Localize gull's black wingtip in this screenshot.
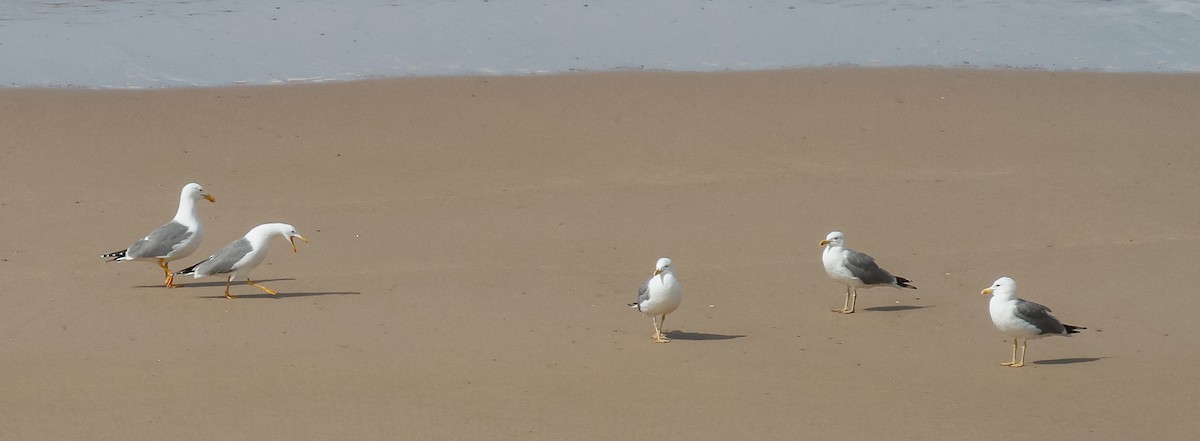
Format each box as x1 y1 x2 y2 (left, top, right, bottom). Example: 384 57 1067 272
175 260 203 276
101 249 127 261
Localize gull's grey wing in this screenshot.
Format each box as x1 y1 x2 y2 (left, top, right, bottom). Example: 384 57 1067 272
1014 299 1067 335
842 249 896 285
189 238 252 276
126 221 193 258
629 279 651 309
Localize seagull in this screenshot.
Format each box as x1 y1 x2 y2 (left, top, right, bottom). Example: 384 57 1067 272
175 223 308 299
819 231 915 314
982 277 1085 367
628 257 683 343
102 183 216 288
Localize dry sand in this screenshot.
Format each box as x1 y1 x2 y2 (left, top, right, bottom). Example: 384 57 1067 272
1 68 1199 440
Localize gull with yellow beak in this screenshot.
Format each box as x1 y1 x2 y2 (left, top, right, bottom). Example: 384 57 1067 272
628 257 683 343
102 183 216 287
819 231 915 314
176 223 308 299
982 277 1085 367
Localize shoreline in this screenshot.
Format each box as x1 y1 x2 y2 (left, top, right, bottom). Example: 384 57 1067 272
8 65 1200 92
4 1 1198 88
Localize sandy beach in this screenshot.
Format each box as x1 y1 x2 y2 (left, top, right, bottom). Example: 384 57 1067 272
2 68 1199 439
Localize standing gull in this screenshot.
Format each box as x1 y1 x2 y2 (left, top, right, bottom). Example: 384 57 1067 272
982 277 1085 367
628 257 683 343
175 223 307 299
819 231 915 314
102 183 216 287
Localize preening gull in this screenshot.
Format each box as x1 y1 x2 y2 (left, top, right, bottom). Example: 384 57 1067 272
819 231 915 314
982 277 1085 367
628 257 683 343
176 223 307 299
102 183 216 287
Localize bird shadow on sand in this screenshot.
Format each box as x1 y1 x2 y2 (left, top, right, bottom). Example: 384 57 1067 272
134 278 295 289
862 305 931 312
663 331 746 341
1032 357 1104 365
195 291 360 300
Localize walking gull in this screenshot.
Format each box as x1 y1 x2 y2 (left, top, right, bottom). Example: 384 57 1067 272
982 277 1085 367
628 257 683 343
819 231 915 314
176 223 307 299
102 183 216 287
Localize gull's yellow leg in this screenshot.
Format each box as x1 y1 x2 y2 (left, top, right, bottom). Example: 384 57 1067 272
247 278 278 296
834 286 854 314
1013 340 1027 367
654 314 671 343
650 316 670 343
1001 339 1018 366
224 276 237 299
158 259 176 288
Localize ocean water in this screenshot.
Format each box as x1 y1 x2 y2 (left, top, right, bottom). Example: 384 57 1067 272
2 0 1198 88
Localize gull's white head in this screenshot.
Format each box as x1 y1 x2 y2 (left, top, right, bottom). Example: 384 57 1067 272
819 231 844 247
981 277 1016 298
182 182 216 203
653 257 674 276
278 223 308 253
251 223 309 253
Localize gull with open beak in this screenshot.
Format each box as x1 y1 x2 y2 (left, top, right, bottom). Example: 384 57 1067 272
102 183 216 287
175 223 308 299
628 257 683 343
982 277 1085 367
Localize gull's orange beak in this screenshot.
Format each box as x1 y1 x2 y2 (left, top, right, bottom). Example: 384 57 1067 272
203 194 216 203
981 287 993 296
819 239 830 246
653 268 663 276
290 235 308 253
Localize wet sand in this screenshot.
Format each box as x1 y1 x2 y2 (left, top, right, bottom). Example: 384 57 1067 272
2 68 1199 439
